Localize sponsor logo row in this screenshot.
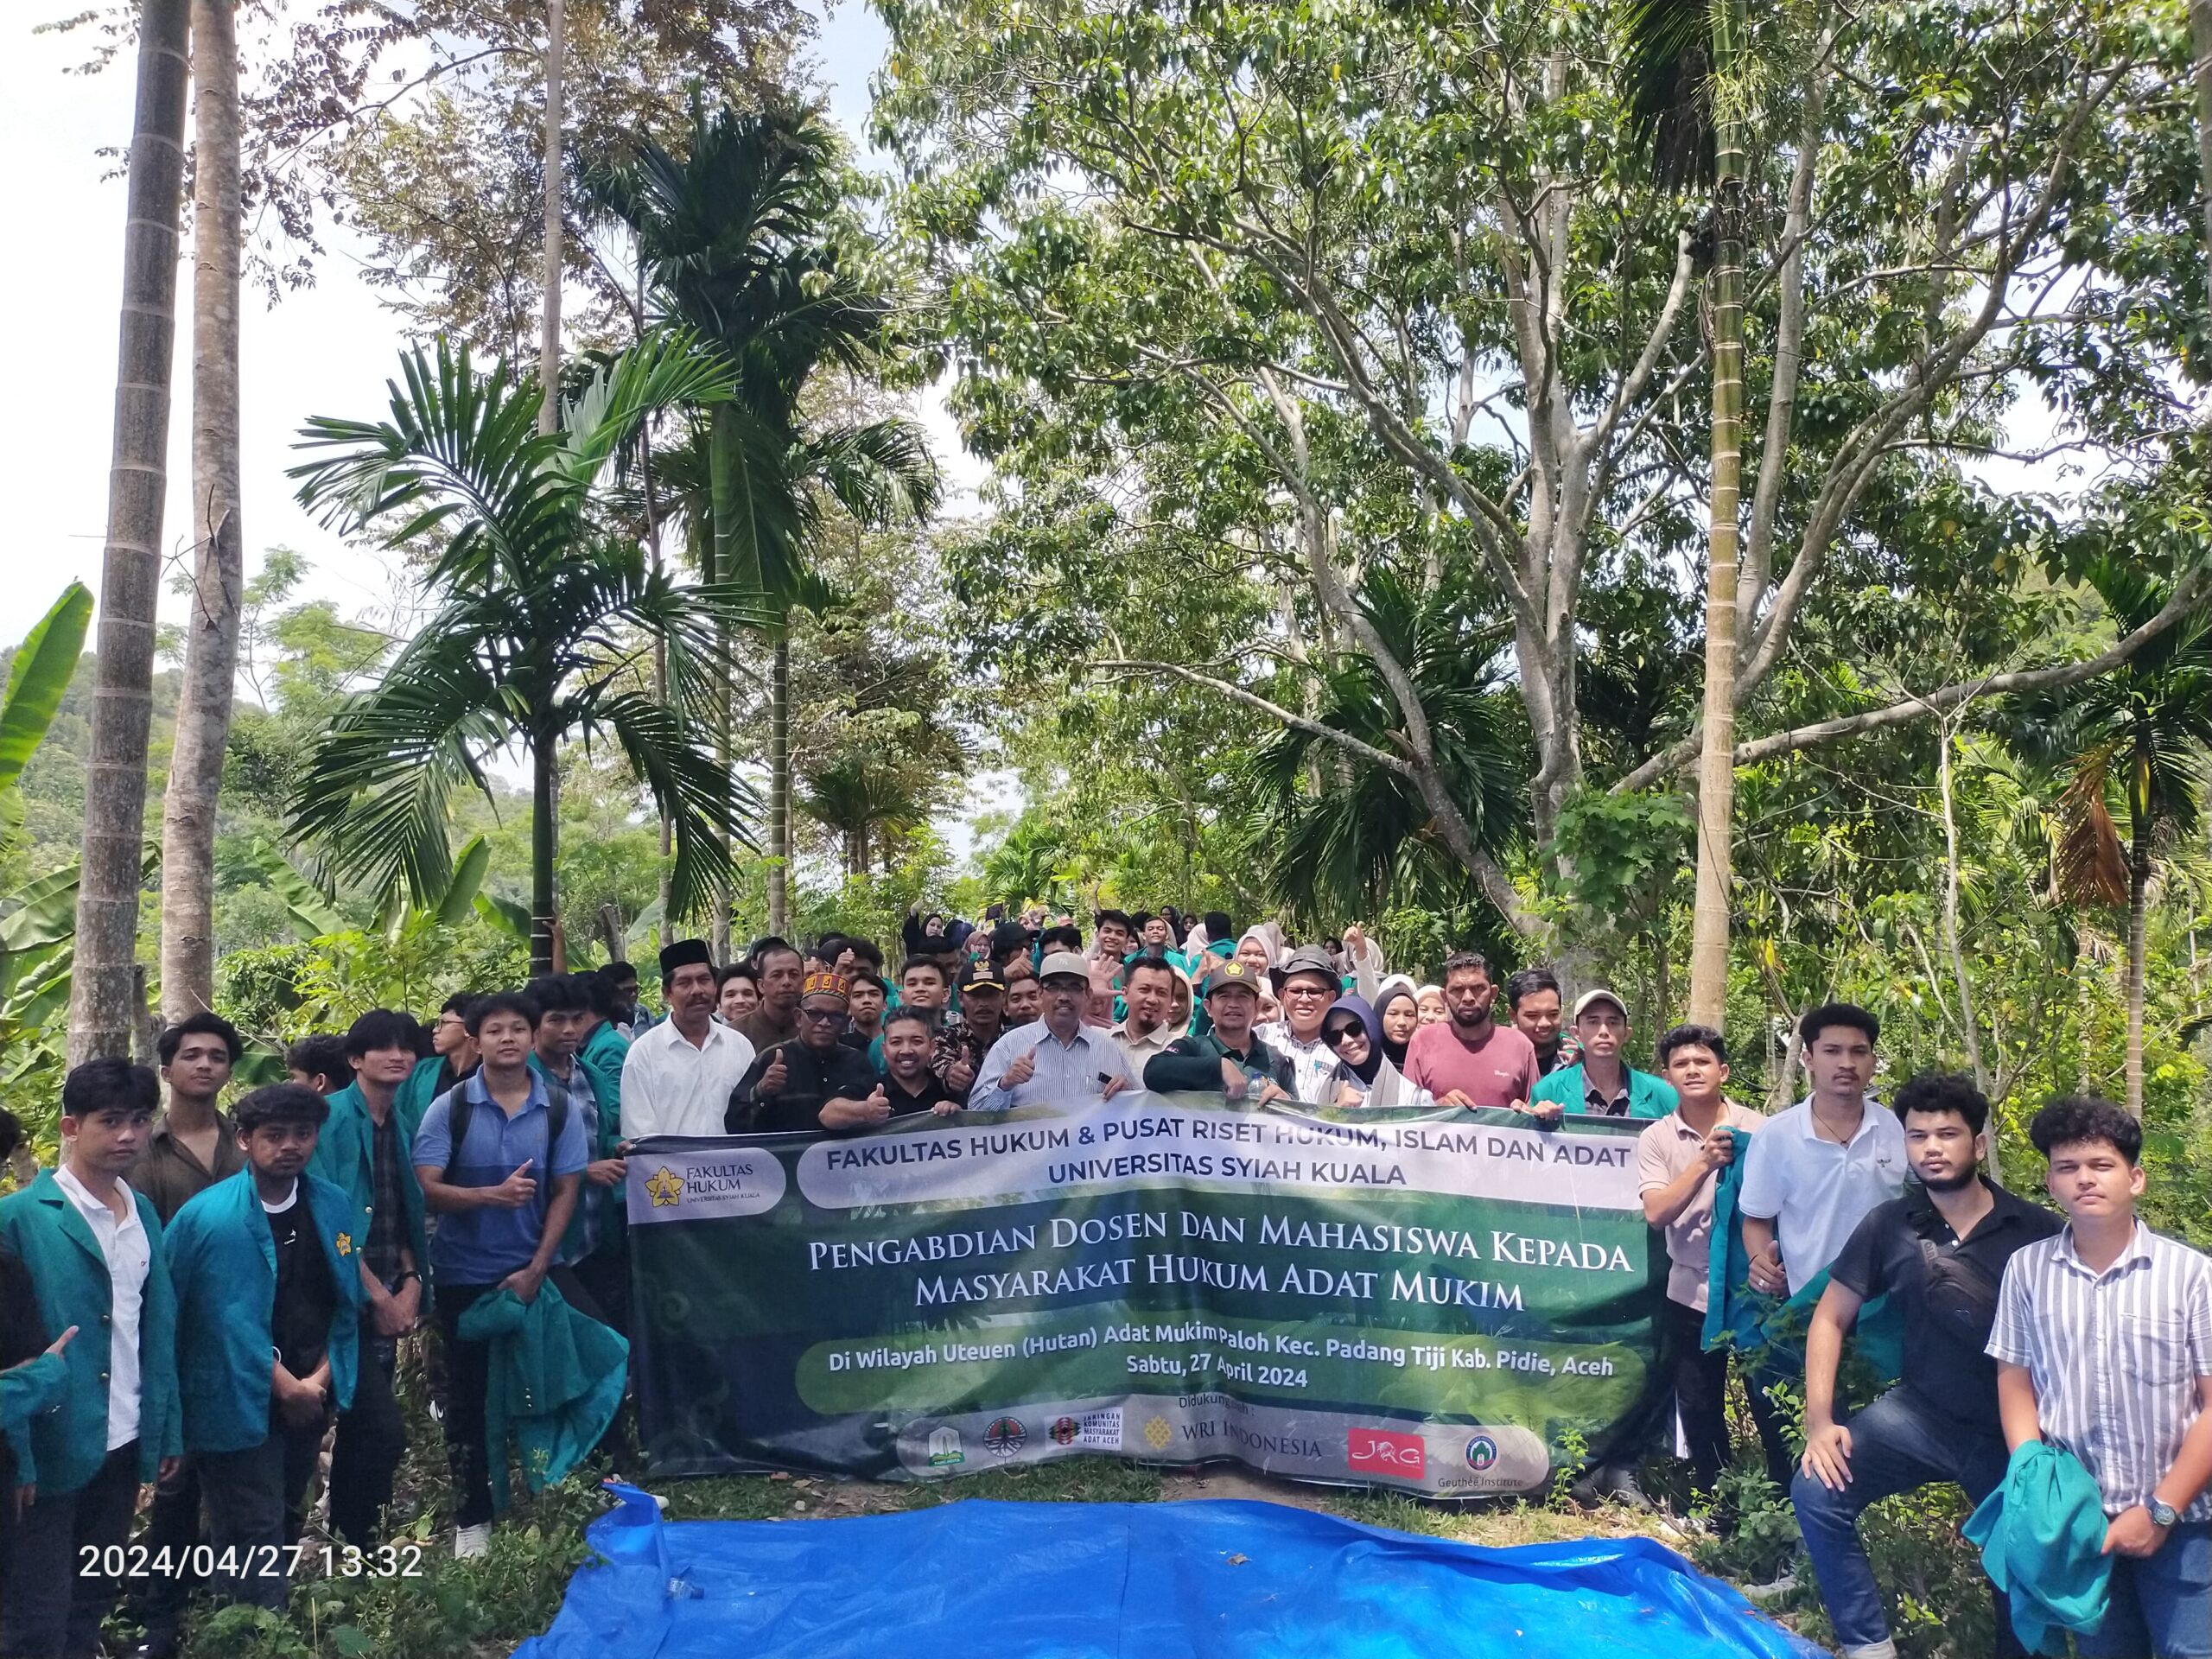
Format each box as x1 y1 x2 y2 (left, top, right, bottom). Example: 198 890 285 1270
919 1409 1510 1483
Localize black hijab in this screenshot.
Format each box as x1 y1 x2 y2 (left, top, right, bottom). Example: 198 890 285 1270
1323 999 1382 1085
1372 982 1416 1068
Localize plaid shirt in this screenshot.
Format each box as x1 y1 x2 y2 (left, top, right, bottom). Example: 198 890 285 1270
363 1107 407 1286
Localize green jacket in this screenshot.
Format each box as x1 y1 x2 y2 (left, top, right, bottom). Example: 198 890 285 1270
454 1281 628 1513
392 1055 454 1138
1 1353 67 1442
166 1169 365 1453
1143 1032 1296 1097
308 1083 430 1290
0 1171 181 1493
1530 1062 1678 1120
577 1020 628 1143
1964 1440 2113 1655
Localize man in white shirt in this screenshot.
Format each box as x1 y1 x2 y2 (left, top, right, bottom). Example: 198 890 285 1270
0 1058 181 1659
970 953 1134 1112
1738 1003 1907 1298
619 939 756 1141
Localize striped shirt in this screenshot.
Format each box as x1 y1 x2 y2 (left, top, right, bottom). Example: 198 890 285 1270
1986 1221 2212 1518
969 1020 1133 1112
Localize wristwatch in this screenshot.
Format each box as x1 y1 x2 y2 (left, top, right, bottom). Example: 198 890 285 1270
2148 1496 2179 1528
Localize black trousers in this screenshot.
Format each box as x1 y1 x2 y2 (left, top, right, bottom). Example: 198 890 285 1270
199 1419 326 1612
328 1322 406 1546
0 1441 142 1659
1659 1295 1738 1494
434 1268 603 1529
129 1459 203 1646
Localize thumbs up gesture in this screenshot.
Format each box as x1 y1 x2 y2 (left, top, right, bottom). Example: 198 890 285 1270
861 1084 892 1124
1004 1047 1039 1087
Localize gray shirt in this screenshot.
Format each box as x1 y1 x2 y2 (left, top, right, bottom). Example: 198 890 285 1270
969 1020 1133 1112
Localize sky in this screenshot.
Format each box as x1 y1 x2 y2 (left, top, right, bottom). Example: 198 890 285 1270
0 0 967 648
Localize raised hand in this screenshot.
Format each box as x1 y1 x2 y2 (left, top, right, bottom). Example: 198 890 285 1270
1004 1047 1039 1087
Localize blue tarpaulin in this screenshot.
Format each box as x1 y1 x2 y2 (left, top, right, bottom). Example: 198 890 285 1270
513 1484 1821 1658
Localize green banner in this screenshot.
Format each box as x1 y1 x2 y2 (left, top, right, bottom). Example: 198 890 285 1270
625 1093 1667 1496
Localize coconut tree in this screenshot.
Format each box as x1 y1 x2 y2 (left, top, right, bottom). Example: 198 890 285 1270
2016 554 2212 1116
289 331 772 970
586 95 938 936
71 0 192 1063
161 0 248 1020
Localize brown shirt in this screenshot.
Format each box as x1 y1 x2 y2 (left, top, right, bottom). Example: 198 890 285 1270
130 1109 246 1225
734 1006 802 1052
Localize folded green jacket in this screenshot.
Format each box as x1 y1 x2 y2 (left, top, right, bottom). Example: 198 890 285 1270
1963 1440 2112 1656
455 1281 628 1512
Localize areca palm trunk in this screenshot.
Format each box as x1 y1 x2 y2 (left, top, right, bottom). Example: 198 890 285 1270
537 0 564 435
1687 0 1747 1029
707 404 738 959
2125 740 2153 1116
769 632 791 932
531 732 559 973
71 0 192 1064
160 0 245 1021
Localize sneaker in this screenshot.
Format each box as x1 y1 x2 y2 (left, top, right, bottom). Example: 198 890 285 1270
454 1522 492 1560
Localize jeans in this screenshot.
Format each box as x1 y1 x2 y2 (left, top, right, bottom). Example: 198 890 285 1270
1790 1388 2020 1656
2077 1520 2211 1658
200 1418 327 1611
0 1441 141 1659
328 1322 406 1545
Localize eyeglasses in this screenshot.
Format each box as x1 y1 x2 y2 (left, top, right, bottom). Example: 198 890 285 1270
1326 1026 1365 1048
798 1007 843 1023
1281 983 1333 999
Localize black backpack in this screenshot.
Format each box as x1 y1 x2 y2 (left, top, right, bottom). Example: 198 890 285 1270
442 1071 572 1192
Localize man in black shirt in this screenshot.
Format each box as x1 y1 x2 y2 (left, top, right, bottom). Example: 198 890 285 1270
728 973 884 1134
880 1009 966 1119
1145 963 1296 1103
1792 1072 2059 1659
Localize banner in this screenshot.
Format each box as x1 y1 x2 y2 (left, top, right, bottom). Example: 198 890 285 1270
624 1094 1667 1497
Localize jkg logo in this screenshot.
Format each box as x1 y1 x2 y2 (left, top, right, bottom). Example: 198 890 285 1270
1347 1427 1426 1478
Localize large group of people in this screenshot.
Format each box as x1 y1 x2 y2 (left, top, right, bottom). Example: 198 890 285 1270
0 902 2205 1659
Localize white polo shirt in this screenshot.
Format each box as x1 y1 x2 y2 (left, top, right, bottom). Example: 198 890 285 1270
1734 1096 1906 1294
53 1166 150 1449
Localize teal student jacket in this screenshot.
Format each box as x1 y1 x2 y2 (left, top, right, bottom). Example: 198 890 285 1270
165 1169 365 1454
1530 1062 1678 1120
309 1082 430 1288
0 1171 181 1494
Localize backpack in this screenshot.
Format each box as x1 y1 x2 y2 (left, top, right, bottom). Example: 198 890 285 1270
442 1072 573 1190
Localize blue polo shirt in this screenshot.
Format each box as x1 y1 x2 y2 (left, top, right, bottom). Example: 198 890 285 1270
410 1070 588 1285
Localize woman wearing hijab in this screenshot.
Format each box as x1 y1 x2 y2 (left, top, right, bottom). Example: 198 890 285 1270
1322 996 1432 1108
1372 976 1419 1068
1414 983 1449 1026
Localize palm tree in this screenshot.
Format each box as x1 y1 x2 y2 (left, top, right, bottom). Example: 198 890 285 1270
162 0 248 1020
798 755 929 876
2018 555 2212 1116
1242 569 1527 925
1620 0 1755 1027
586 96 939 936
71 0 192 1064
537 0 565 434
289 331 772 972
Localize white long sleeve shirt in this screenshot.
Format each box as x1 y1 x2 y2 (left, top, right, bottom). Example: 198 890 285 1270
619 1017 757 1140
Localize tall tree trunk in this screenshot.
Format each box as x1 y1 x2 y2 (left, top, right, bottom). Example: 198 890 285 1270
768 631 791 933
1687 1 1748 1031
706 404 736 961
2125 818 2151 1118
639 262 674 917
1936 722 1999 1178
531 736 558 974
159 0 244 1023
536 0 564 434
2193 0 2212 269
70 0 192 1065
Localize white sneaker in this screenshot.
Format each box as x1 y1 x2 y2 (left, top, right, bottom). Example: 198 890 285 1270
454 1522 492 1560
